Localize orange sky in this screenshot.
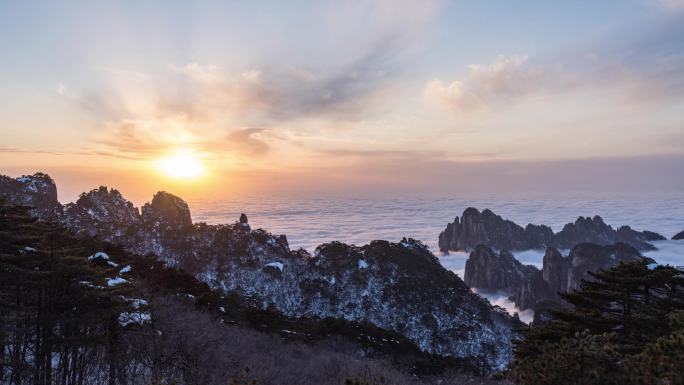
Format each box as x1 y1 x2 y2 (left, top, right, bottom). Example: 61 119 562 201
1 1 683 202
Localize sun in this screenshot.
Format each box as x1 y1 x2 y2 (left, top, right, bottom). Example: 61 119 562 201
155 151 206 180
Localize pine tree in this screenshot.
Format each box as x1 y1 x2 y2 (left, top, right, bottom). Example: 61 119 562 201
0 200 136 384
509 259 684 385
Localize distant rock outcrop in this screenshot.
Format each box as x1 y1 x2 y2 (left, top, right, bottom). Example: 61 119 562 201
463 242 643 310
0 173 62 219
0 172 519 371
439 207 663 252
673 231 684 240
464 245 537 293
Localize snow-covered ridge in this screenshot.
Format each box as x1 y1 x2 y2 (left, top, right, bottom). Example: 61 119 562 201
0 172 520 372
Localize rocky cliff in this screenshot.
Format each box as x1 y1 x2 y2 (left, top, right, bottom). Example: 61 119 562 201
0 172 62 219
438 207 663 252
463 242 643 310
464 245 536 293
0 173 519 371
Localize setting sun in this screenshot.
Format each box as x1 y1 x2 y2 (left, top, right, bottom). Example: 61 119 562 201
155 152 206 180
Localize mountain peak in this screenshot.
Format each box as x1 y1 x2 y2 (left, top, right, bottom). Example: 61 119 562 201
142 191 193 230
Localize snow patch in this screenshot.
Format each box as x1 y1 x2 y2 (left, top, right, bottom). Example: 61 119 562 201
89 252 110 261
107 277 129 286
120 265 132 274
265 261 284 271
358 259 369 269
78 281 104 289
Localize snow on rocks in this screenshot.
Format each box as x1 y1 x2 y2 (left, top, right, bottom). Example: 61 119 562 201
118 311 151 327
88 251 110 261
265 261 284 272
78 281 104 289
107 277 129 286
120 265 132 274
358 259 369 269
127 298 148 309
89 251 119 267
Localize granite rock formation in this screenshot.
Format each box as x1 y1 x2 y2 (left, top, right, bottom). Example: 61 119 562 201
0 172 519 371
0 172 62 219
463 242 643 310
464 245 537 293
439 207 663 252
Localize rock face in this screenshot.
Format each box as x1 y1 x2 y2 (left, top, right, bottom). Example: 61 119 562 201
0 173 62 219
464 245 536 293
438 208 555 252
63 186 140 242
439 207 663 252
564 242 643 292
463 242 643 310
673 231 684 240
0 173 519 371
141 191 193 230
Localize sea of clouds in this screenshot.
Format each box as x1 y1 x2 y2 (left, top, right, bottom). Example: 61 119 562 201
190 193 684 322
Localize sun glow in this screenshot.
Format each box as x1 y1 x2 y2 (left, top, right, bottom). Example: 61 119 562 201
155 151 206 180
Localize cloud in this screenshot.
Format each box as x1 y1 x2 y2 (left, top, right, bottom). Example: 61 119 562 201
654 0 684 11
425 55 565 114
0 146 62 155
241 70 261 83
223 128 270 156
428 11 684 116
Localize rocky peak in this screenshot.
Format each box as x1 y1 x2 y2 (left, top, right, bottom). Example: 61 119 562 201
674 230 684 240
0 172 521 371
641 229 668 241
438 207 530 252
464 245 536 293
541 248 568 294
556 215 614 246
0 173 61 219
141 191 193 230
465 241 644 310
63 186 140 239
66 186 138 221
566 242 642 291
239 213 251 231
439 208 663 252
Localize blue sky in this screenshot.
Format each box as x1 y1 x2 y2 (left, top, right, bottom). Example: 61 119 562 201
1 0 683 200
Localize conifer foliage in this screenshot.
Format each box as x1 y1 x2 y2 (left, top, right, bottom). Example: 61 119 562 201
0 201 137 385
509 259 684 385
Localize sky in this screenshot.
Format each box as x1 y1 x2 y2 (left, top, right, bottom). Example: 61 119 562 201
1 0 683 203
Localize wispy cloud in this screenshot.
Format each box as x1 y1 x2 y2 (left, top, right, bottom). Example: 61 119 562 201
424 55 569 114
653 0 684 11
0 146 62 155
426 11 684 116
59 1 442 161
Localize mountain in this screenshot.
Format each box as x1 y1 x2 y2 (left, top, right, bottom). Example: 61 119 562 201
0 172 62 219
463 242 644 310
0 200 509 384
438 207 664 252
674 230 684 240
0 172 520 372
